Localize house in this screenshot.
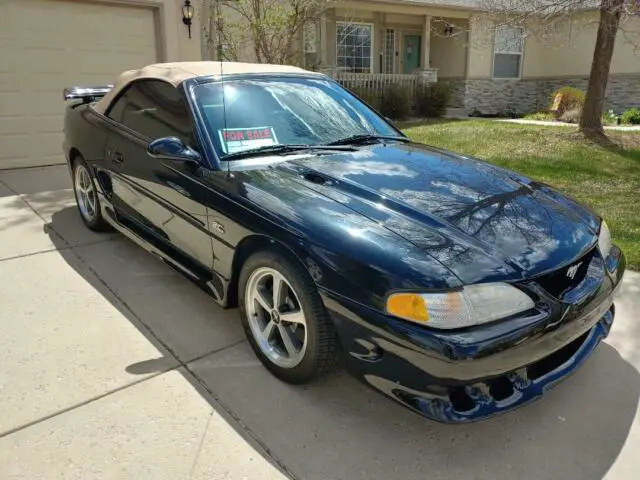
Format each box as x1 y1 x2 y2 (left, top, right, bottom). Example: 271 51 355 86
302 0 640 115
3 1 638 171
0 0 202 170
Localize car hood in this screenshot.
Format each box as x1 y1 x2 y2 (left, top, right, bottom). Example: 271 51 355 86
273 142 600 284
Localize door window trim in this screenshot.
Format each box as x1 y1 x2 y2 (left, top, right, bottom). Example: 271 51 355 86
103 79 197 146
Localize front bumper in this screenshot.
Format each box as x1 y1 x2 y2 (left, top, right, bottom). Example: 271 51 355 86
321 250 625 423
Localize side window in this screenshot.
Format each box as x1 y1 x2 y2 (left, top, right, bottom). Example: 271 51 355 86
106 80 195 146
107 95 127 123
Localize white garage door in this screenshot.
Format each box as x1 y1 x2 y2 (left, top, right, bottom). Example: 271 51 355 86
0 0 159 169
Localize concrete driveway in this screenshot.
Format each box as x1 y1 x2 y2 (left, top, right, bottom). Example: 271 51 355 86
1 165 639 480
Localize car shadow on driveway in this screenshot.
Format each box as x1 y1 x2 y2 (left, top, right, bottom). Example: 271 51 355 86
47 205 640 480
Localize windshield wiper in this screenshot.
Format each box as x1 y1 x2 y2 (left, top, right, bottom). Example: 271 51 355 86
221 144 355 161
325 134 410 146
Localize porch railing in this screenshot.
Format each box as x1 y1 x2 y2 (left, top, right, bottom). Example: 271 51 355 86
325 69 438 98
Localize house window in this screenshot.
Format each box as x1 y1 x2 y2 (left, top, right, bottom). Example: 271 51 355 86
384 29 395 74
493 26 524 78
336 22 373 73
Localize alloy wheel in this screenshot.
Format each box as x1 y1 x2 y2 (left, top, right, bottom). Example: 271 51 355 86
245 267 308 369
74 163 97 223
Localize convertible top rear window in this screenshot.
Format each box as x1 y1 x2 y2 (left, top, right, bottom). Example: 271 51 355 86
193 77 397 158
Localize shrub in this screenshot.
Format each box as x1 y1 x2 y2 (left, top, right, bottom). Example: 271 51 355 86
550 86 586 119
378 84 412 120
415 82 452 118
523 112 555 121
349 86 380 111
602 109 618 125
499 106 520 119
621 107 640 125
559 107 582 124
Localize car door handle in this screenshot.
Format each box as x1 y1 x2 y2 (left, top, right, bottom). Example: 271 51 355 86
111 151 124 164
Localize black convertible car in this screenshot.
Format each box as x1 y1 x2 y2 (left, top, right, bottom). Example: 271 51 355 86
63 62 625 423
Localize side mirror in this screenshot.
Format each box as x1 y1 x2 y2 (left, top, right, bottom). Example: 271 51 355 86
148 137 201 164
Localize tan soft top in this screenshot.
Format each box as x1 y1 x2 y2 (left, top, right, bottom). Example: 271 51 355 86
94 61 321 115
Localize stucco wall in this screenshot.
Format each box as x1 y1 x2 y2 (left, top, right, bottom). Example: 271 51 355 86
171 0 202 61
466 15 493 78
523 13 640 77
386 13 423 25
430 18 468 78
85 0 200 62
465 11 640 79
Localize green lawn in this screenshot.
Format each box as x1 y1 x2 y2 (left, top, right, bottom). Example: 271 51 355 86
400 119 640 270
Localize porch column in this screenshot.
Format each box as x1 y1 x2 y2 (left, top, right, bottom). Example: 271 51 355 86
319 8 336 71
422 15 431 69
373 12 384 73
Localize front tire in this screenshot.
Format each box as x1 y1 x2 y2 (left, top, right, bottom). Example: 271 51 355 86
239 250 339 384
72 156 109 232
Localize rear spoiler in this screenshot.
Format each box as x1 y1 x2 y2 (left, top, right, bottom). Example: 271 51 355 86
63 85 113 103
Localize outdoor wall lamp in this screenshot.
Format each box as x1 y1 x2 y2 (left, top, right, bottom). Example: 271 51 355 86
444 24 454 37
182 0 194 39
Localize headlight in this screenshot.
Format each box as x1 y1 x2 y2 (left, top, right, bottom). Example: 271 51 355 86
386 283 535 329
598 220 612 258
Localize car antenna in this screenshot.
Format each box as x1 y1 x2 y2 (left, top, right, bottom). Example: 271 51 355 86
217 34 231 178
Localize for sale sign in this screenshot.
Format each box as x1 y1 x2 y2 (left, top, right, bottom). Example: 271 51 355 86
218 127 278 154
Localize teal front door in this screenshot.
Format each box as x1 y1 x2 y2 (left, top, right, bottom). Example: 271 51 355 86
403 35 421 73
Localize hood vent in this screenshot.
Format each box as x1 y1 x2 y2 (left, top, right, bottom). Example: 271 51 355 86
302 171 334 186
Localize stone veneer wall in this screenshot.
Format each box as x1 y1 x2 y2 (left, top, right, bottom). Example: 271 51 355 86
439 78 467 109
463 80 539 114
458 75 640 115
605 76 640 112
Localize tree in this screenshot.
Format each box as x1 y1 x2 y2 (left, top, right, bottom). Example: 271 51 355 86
202 0 249 61
203 0 327 65
482 0 638 139
580 0 625 137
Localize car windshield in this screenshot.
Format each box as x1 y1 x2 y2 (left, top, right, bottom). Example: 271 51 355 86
193 76 401 159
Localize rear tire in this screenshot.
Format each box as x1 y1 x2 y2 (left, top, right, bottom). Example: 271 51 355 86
239 250 339 384
72 156 110 232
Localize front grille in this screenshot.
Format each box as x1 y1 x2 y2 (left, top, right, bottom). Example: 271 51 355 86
447 329 590 413
535 247 598 299
394 308 613 422
527 330 589 380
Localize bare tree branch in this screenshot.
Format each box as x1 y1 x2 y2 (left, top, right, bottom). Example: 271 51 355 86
482 0 637 138
211 0 328 65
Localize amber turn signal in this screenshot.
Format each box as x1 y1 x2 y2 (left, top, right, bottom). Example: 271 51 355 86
386 293 430 323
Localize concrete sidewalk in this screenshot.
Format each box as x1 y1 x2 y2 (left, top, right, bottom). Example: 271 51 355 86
497 118 640 130
1 165 639 480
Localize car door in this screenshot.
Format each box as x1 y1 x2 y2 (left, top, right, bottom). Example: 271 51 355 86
103 80 215 272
